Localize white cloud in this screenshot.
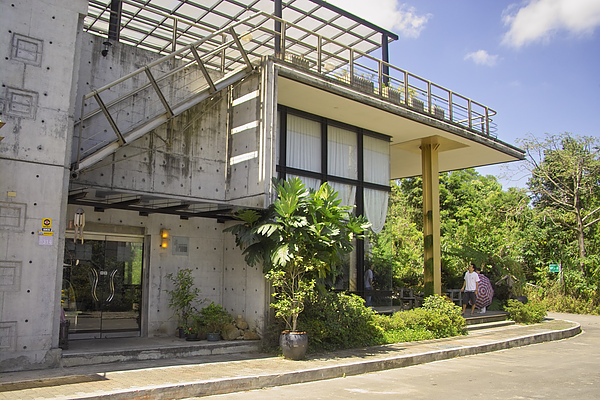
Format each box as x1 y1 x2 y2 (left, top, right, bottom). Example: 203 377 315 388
502 0 600 48
464 50 499 66
327 0 431 38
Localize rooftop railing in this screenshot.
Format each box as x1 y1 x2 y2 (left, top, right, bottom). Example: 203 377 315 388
74 9 497 172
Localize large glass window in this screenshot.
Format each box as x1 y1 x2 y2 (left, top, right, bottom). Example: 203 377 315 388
286 114 321 173
278 106 391 294
364 135 390 233
328 125 357 180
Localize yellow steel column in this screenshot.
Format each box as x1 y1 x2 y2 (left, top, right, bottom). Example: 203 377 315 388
421 140 442 295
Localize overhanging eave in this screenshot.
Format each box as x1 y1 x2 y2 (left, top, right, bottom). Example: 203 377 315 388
275 63 524 180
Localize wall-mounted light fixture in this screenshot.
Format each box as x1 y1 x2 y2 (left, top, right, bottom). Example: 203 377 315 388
160 228 169 248
101 40 112 57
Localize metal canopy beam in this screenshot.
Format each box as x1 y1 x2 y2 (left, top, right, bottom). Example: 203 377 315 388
84 0 396 58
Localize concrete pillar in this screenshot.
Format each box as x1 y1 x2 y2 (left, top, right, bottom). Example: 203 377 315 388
421 140 442 296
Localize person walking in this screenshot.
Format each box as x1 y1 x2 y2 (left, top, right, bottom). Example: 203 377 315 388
461 262 480 315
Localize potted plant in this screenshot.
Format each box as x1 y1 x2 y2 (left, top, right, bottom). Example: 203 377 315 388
165 268 203 338
225 178 369 359
201 301 231 341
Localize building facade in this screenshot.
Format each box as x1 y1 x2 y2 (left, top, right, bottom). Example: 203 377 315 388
0 0 523 371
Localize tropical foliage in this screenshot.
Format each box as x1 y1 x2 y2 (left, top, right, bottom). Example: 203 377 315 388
225 178 370 332
370 133 600 314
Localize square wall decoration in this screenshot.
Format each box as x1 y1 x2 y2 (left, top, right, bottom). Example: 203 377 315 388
172 236 189 256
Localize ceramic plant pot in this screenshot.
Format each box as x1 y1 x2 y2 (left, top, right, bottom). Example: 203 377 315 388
279 331 308 360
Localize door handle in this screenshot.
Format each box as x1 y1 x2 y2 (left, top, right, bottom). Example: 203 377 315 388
90 268 99 302
106 269 117 303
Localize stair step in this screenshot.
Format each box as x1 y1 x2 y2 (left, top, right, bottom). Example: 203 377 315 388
467 320 515 331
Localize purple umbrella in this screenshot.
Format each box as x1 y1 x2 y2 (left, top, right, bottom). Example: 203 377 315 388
475 274 493 309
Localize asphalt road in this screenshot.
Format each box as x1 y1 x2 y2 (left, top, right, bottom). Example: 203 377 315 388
191 312 600 400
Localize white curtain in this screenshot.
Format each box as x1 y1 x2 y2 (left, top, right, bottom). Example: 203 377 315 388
286 114 321 173
363 136 390 233
327 125 357 180
330 181 356 208
327 125 357 208
288 174 320 192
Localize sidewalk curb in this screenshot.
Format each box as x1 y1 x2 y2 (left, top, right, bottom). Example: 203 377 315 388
77 322 581 400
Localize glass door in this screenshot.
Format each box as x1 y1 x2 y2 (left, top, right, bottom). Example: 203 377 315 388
62 234 143 339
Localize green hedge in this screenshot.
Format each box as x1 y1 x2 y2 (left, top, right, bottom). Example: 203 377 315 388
504 299 547 324
374 295 467 342
298 292 384 352
293 293 466 353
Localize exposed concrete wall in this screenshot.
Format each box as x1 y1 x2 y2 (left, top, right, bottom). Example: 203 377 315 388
227 72 271 208
74 90 231 203
0 0 88 371
0 1 276 372
72 48 274 207
64 204 268 337
72 33 228 169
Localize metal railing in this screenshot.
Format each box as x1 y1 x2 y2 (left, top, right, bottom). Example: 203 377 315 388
74 9 497 172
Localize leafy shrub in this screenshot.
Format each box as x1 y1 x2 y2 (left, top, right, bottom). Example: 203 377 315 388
297 291 384 352
263 292 468 354
405 295 466 337
504 299 547 324
525 284 600 315
487 298 504 311
382 327 435 343
373 295 466 340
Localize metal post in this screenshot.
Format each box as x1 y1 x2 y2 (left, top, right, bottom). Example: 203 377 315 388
108 0 122 42
349 49 355 85
485 107 490 135
382 33 389 86
378 61 383 95
274 0 282 57
172 18 177 53
317 36 322 73
427 81 432 113
280 23 286 61
404 71 409 106
449 92 453 122
468 99 472 129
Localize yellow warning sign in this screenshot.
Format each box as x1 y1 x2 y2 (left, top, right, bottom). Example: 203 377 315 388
42 218 52 229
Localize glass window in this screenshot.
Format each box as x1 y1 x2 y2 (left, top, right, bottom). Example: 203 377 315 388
327 125 357 180
364 135 390 233
363 135 390 185
286 114 321 173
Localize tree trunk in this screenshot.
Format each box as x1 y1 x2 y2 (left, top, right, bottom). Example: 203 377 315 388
575 210 586 274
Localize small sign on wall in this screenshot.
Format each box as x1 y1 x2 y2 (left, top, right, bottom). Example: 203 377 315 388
172 236 189 256
38 232 53 246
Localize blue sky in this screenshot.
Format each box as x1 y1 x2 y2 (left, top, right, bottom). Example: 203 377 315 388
327 0 600 189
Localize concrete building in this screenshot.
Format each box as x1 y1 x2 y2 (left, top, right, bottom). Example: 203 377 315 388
0 0 523 371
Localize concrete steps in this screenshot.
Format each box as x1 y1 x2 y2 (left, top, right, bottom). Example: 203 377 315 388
464 311 513 331
60 337 261 368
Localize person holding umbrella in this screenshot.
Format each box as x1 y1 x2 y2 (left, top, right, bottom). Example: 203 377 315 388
475 266 494 313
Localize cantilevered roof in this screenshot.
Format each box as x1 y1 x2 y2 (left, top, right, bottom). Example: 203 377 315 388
85 0 398 56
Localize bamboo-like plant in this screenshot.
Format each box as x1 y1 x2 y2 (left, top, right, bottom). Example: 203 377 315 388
165 268 203 330
225 178 370 332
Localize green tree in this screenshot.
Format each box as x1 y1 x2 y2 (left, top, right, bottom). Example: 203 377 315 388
225 178 369 332
369 182 423 289
373 169 531 295
521 133 600 275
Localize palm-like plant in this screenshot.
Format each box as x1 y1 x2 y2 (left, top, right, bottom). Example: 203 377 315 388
225 178 370 332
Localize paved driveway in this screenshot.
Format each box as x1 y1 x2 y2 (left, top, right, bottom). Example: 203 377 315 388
198 313 599 400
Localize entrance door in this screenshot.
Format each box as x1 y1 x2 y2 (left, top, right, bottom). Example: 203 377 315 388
62 234 143 339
